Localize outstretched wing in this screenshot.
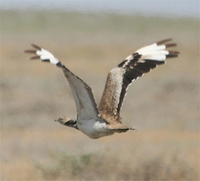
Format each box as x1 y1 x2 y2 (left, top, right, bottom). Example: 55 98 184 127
99 39 179 124
25 44 100 121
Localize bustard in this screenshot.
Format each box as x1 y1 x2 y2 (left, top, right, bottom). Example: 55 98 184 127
25 39 179 139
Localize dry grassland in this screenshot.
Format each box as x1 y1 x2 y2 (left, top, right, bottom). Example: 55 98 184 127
1 10 199 180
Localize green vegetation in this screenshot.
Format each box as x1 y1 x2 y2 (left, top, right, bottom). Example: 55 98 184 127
34 150 196 180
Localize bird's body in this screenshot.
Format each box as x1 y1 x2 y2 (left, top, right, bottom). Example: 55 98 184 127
77 118 112 139
25 39 179 139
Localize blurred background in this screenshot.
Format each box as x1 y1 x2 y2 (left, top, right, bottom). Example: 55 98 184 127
1 0 199 180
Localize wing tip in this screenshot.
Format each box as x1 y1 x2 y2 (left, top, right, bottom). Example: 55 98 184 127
157 38 173 45
24 43 41 56
167 51 180 58
31 43 41 50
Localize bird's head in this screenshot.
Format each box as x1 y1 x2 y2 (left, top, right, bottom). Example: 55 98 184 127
55 117 78 129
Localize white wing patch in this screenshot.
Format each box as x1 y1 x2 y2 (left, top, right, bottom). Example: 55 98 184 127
136 43 169 61
25 44 100 122
36 48 60 65
136 43 165 54
99 39 179 123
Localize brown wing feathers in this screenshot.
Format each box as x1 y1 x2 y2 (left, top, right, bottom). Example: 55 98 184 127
114 39 179 118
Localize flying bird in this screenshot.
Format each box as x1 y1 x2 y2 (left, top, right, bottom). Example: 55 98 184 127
25 39 179 139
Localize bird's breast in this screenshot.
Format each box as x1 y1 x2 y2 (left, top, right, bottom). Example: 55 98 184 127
77 118 113 139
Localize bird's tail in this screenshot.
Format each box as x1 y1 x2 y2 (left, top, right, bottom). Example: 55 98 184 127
24 44 63 67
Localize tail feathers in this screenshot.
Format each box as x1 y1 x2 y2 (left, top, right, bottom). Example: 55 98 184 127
136 39 180 62
24 44 62 68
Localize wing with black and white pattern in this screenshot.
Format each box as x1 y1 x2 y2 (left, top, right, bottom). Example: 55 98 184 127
25 44 100 121
99 39 179 123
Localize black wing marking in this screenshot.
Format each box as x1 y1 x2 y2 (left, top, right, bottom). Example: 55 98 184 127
25 44 100 121
99 39 179 123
